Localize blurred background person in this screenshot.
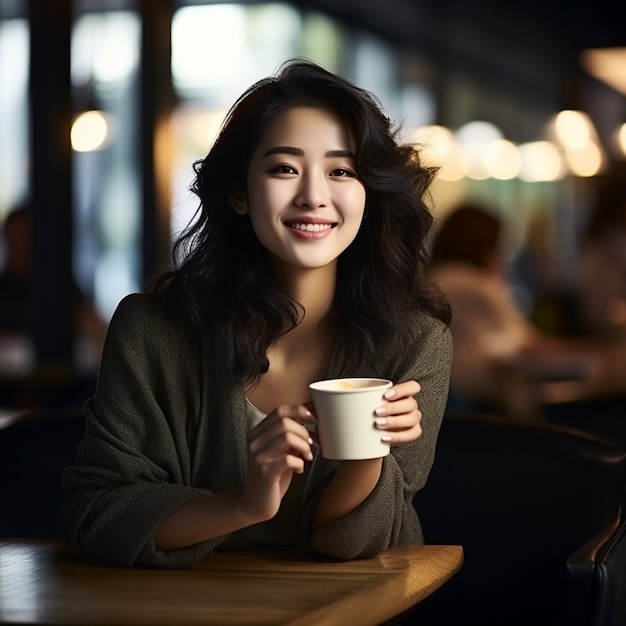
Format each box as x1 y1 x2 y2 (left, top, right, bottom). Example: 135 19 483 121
577 165 626 339
429 203 601 419
0 202 107 379
0 203 36 376
0 203 32 334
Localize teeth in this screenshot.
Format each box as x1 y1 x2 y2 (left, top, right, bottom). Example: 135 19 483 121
290 223 333 232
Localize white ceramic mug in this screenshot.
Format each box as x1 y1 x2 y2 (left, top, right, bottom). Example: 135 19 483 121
309 377 393 460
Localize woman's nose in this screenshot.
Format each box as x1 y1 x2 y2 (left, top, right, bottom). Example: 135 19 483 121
294 172 329 208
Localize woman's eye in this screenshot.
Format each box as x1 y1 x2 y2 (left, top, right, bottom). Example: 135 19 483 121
270 164 297 175
331 168 356 178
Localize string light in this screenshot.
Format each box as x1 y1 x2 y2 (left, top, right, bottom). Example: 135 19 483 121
70 110 114 152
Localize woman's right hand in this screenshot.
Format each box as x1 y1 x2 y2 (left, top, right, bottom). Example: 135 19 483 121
241 405 316 523
155 404 316 551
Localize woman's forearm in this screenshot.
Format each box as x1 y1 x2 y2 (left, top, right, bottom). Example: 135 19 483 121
154 490 254 551
155 459 384 550
313 458 383 530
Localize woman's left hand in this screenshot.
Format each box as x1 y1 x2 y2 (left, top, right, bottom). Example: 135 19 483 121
373 380 422 444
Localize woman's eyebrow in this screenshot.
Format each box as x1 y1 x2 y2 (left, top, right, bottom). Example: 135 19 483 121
326 149 356 160
263 146 303 158
262 146 356 160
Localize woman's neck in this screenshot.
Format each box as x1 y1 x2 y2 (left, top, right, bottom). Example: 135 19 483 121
271 262 337 357
274 262 336 322
246 263 336 409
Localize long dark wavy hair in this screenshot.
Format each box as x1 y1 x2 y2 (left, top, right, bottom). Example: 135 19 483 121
154 58 450 385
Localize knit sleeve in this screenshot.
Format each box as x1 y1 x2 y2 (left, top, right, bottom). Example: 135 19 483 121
298 316 452 559
58 293 230 568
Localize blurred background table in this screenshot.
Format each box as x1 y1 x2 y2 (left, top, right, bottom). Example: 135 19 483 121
0 539 463 625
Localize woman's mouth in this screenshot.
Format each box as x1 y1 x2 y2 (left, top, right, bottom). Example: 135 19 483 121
288 222 334 232
283 220 337 239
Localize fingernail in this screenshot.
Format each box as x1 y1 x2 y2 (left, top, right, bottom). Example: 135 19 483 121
308 437 314 445
384 389 396 399
375 418 388 427
374 407 387 416
381 435 392 443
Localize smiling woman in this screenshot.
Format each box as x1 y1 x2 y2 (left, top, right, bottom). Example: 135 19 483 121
58 59 452 569
233 106 366 271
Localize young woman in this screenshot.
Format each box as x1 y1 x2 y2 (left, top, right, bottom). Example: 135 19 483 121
59 59 452 568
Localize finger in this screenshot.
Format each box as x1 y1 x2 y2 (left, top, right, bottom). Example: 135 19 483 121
251 428 314 462
383 380 420 400
375 396 418 418
375 405 422 431
250 417 311 448
257 454 307 478
251 407 314 444
303 401 318 419
251 431 314 466
275 404 317 425
252 405 316 439
380 421 423 445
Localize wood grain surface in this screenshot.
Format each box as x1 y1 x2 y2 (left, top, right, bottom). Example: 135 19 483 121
0 540 463 625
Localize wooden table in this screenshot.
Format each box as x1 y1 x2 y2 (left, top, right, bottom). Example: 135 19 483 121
0 539 463 625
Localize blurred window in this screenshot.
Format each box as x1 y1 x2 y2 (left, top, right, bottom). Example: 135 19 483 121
3 0 435 323
0 1 29 226
168 2 429 243
72 3 141 321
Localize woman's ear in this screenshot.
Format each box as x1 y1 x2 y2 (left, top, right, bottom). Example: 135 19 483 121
228 193 248 215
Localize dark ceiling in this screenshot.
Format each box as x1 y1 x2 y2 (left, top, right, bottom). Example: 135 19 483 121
311 0 625 72
433 0 626 52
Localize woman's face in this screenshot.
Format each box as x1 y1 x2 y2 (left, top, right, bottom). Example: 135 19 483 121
235 106 366 272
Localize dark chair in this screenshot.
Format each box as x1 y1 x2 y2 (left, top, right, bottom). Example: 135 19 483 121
410 411 626 626
0 406 85 537
542 394 626 448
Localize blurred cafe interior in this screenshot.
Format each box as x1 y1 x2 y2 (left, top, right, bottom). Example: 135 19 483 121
2 1 626 624
1 0 625 413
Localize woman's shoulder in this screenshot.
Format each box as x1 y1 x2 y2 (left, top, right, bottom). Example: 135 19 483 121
113 290 151 312
407 308 449 333
108 291 192 346
397 309 452 357
110 291 164 325
372 310 451 383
